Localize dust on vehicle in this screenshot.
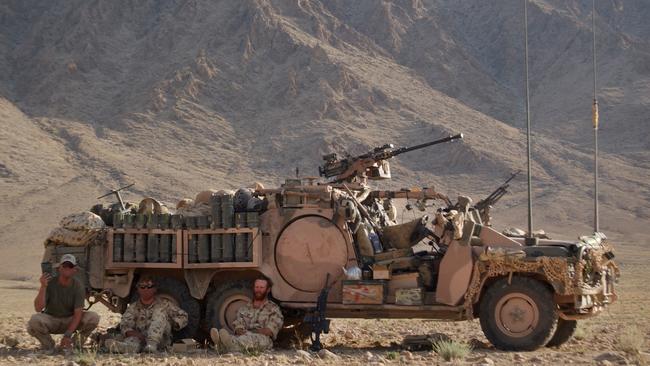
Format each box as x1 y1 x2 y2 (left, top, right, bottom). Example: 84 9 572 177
41 133 619 351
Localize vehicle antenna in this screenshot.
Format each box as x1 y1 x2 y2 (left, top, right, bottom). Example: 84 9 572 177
523 0 537 246
591 0 600 233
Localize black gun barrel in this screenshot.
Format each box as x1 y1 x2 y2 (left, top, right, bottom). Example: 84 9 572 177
392 133 463 156
97 182 135 199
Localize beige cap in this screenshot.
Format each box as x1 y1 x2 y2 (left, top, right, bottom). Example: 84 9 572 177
57 254 77 267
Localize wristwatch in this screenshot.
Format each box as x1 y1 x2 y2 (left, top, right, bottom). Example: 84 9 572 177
63 331 73 338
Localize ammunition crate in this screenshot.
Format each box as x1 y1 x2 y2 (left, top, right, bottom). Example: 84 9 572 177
395 288 423 305
107 228 182 268
107 211 262 269
183 227 261 268
342 280 386 305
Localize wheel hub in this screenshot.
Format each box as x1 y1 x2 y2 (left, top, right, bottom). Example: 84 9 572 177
220 294 249 331
495 292 539 337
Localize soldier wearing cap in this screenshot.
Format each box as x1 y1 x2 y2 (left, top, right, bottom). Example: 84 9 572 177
210 276 284 352
104 275 188 353
27 254 100 351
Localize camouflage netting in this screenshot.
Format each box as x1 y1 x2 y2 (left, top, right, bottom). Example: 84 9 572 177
462 239 620 319
44 211 106 247
463 249 572 318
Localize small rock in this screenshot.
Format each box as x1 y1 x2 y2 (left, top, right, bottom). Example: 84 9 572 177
296 350 311 360
400 350 414 361
513 353 525 361
318 349 341 360
1 336 19 347
594 352 628 365
343 330 354 340
6 356 15 363
476 357 494 366
597 361 613 366
65 362 80 366
469 338 491 349
365 351 375 361
530 356 544 363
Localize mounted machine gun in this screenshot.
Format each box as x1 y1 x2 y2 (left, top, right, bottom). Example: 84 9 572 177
319 133 463 185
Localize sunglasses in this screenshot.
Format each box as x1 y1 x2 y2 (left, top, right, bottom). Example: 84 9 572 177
138 284 155 289
61 263 75 269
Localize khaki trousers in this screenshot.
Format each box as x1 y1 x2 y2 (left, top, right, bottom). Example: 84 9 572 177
27 311 100 350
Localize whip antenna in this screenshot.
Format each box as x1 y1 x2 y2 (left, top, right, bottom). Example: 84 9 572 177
591 0 600 233
523 0 536 246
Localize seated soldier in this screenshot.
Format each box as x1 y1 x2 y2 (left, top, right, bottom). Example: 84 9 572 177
104 276 188 353
27 254 100 352
210 276 284 352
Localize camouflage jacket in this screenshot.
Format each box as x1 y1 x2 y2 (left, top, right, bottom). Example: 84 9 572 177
232 300 284 340
120 297 188 336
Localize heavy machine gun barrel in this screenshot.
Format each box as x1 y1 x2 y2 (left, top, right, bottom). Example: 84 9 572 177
388 133 463 157
319 133 463 181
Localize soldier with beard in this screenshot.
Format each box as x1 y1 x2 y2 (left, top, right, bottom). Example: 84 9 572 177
210 277 284 352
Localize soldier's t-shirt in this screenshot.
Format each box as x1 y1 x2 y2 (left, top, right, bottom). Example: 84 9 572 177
232 300 284 340
44 277 85 318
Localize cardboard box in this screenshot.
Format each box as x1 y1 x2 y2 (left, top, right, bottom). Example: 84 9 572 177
387 272 420 294
372 264 391 280
373 248 411 261
342 280 385 304
395 288 423 305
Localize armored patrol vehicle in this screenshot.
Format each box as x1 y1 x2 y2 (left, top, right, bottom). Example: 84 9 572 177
41 133 619 351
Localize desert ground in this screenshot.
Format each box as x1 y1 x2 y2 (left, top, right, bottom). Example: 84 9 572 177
1 1 650 365
0 228 648 366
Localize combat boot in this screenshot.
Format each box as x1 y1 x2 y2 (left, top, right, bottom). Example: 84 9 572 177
210 328 221 348
104 339 140 354
219 329 236 351
143 342 157 353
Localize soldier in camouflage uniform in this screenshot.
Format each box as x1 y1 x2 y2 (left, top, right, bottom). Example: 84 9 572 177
210 277 284 352
104 276 188 353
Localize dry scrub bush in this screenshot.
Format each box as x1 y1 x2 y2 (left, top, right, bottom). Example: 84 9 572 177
573 324 590 340
616 326 643 355
432 339 472 361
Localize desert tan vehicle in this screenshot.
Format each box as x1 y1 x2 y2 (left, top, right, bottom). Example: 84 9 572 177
41 134 619 351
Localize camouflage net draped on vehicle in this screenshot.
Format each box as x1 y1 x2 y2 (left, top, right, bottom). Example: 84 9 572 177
44 211 106 247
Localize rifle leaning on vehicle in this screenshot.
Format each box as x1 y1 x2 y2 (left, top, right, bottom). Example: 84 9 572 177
304 273 332 351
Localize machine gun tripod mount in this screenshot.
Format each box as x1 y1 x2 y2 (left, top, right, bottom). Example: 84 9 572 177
97 183 135 212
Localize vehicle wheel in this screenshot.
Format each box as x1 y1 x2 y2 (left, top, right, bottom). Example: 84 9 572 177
275 316 312 349
130 276 201 340
546 318 577 347
479 276 558 351
205 280 253 332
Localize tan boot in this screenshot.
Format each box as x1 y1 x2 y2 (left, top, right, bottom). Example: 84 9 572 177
104 338 140 354
210 328 221 348
219 329 236 351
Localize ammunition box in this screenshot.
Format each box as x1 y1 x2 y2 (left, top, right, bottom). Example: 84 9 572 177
342 280 385 305
395 288 423 305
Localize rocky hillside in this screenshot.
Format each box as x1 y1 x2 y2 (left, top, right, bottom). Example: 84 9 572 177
1 0 648 277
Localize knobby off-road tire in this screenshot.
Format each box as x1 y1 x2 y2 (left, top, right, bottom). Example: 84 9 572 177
479 276 558 351
205 281 311 348
129 276 201 340
205 280 253 332
546 318 578 347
